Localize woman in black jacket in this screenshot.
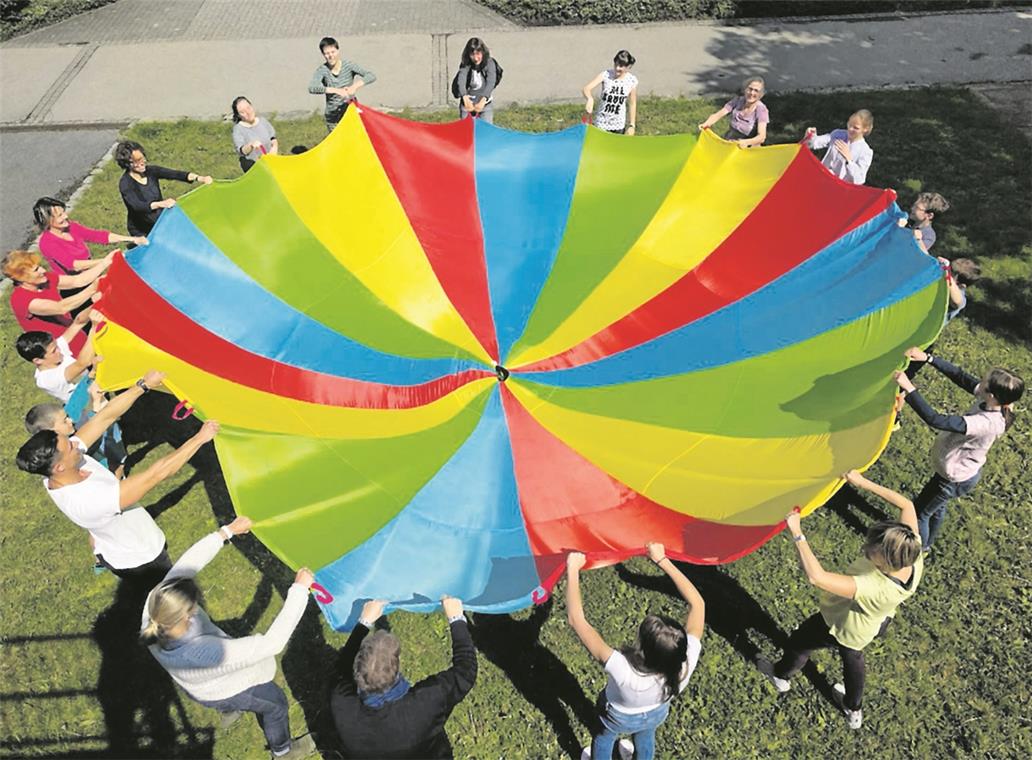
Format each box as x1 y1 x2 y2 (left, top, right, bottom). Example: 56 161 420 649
115 141 212 237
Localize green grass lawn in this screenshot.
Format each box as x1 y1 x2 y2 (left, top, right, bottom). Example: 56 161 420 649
2 87 1030 759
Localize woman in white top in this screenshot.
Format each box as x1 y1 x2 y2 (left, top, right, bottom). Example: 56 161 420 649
804 109 875 185
140 518 316 760
583 50 638 135
231 96 278 173
565 543 705 760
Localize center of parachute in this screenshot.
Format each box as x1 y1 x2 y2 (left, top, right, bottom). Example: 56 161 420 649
495 365 510 382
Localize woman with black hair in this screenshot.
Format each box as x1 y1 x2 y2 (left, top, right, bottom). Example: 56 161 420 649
455 37 499 124
34 196 145 275
565 543 705 760
230 96 278 173
583 50 638 135
115 141 212 237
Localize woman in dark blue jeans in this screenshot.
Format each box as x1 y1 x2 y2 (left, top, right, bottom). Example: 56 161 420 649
565 543 705 760
895 347 1024 550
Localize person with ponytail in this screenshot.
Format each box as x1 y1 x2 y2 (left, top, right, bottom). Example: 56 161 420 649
759 470 923 730
895 347 1025 551
565 543 705 760
140 517 317 760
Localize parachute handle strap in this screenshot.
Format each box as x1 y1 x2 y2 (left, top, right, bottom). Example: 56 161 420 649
310 582 334 604
171 400 194 420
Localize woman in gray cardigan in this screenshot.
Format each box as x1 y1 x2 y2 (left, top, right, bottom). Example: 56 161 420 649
455 37 498 124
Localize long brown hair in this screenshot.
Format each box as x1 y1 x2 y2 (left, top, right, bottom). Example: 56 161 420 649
619 614 688 701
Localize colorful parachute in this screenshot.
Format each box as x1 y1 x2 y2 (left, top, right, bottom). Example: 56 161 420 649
93 106 946 629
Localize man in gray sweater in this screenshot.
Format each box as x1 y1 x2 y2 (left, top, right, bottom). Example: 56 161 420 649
308 36 376 131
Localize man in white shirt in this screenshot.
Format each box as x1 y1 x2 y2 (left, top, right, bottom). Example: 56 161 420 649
16 371 221 587
15 307 96 403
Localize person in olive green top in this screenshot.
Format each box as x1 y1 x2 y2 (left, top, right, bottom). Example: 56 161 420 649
757 469 923 730
308 36 376 130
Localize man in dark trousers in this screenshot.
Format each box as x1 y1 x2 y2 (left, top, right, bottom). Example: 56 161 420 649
331 596 477 758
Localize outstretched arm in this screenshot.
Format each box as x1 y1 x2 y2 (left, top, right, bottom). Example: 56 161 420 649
699 104 731 130
784 511 857 599
904 347 979 393
895 370 968 434
647 543 704 640
844 470 919 533
76 370 164 449
565 552 614 663
117 420 218 509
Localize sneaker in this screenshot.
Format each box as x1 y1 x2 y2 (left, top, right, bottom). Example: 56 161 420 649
756 658 791 693
273 733 316 760
832 683 863 729
218 710 242 730
580 747 591 760
618 738 634 760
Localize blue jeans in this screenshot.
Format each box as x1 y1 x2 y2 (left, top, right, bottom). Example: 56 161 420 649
914 471 981 549
592 694 671 760
195 681 290 754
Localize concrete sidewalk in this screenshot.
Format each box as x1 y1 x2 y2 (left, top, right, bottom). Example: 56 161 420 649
1 3 1030 125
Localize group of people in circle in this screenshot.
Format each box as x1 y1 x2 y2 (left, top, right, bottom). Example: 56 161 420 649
2 32 1027 760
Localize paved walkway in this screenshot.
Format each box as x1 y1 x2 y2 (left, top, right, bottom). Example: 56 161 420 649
1 3 1029 124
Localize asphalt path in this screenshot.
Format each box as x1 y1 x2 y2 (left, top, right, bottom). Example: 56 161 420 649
0 127 119 253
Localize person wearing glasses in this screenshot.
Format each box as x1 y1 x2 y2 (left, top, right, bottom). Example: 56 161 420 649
115 141 212 238
698 76 769 148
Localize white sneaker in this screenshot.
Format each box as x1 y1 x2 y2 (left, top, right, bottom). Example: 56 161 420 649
581 747 591 760
618 738 634 760
756 658 791 693
832 683 863 729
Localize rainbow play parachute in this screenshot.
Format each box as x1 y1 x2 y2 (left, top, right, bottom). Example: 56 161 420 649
93 106 946 629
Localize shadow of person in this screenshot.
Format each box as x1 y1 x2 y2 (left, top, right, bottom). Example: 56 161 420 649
824 484 892 537
92 578 213 758
615 561 840 706
468 599 597 759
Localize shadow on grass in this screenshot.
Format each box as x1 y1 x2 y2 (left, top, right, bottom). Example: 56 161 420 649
616 562 840 707
469 599 597 759
824 485 892 537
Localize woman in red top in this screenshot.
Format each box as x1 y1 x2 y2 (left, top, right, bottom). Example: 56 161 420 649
34 197 146 275
2 250 111 354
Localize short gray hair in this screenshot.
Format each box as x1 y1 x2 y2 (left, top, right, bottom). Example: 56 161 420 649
354 630 401 694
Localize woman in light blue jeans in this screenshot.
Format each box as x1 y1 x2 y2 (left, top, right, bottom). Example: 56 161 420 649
565 543 706 760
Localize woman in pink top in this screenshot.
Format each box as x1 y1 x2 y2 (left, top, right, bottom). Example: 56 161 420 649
2 250 111 355
35 197 146 275
698 76 769 148
895 347 1025 550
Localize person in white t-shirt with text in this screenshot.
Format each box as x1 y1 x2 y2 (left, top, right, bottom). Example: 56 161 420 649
16 377 220 588
565 543 705 760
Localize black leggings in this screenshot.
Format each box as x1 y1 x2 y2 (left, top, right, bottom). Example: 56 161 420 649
774 612 891 711
98 544 172 590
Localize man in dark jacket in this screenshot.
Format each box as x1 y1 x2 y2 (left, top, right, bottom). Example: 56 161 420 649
331 597 477 758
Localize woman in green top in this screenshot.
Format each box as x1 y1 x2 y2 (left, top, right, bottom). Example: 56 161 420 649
758 470 923 730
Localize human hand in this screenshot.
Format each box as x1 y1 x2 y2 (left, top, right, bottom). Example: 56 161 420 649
913 229 923 241
141 369 165 389
904 346 928 363
161 198 177 209
226 515 252 535
897 217 907 228
626 125 636 136
361 599 387 622
893 370 917 393
843 469 866 487
936 256 951 268
804 126 816 138
833 139 852 161
197 175 213 185
74 306 93 325
197 419 220 442
697 123 708 132
785 509 802 536
646 542 666 563
133 236 148 246
566 552 587 572
441 595 463 618
294 567 315 588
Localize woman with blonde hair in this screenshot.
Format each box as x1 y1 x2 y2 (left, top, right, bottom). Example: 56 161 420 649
698 75 769 147
759 470 924 730
141 517 316 760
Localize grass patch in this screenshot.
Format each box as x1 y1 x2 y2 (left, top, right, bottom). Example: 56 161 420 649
0 0 116 41
2 87 1030 758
